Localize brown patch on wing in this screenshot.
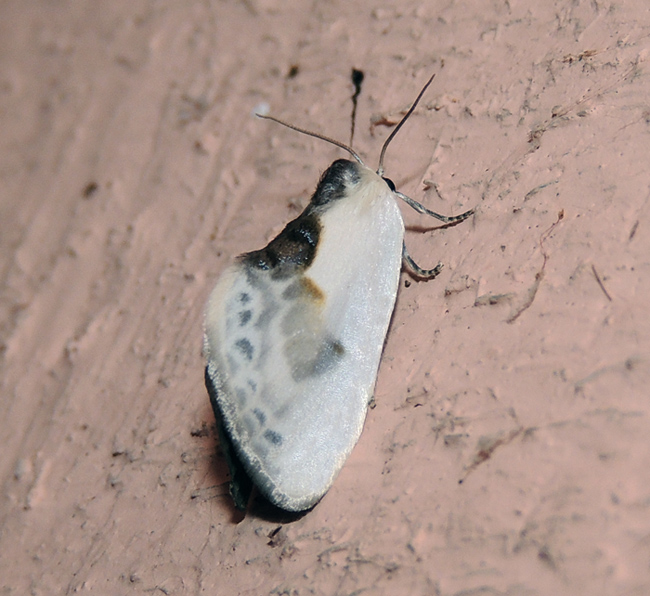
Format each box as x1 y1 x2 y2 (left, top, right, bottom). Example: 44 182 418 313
300 277 324 303
241 212 321 279
281 276 325 306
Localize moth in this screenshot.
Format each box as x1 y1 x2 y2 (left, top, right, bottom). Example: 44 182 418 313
204 75 473 512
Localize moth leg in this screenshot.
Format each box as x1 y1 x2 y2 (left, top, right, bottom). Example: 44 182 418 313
402 242 443 280
396 191 474 224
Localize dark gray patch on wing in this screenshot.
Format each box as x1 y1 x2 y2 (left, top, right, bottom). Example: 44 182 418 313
287 335 346 382
312 338 345 375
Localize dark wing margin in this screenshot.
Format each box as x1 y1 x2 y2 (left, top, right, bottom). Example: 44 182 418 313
205 366 253 511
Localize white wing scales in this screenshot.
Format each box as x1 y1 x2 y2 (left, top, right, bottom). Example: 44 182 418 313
204 76 475 512
204 161 405 511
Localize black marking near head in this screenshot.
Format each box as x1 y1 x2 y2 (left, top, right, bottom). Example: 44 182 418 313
309 159 361 207
382 177 396 192
241 212 321 279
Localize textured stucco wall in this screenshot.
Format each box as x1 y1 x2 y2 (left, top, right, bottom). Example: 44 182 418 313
1 1 650 594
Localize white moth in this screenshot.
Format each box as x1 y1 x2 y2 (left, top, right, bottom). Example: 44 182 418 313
204 75 473 512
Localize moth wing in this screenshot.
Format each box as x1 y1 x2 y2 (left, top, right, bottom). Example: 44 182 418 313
204 183 404 511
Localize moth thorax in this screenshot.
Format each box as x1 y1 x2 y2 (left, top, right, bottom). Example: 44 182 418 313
354 166 394 209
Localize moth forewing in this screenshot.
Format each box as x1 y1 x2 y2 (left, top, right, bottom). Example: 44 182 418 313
204 75 473 512
204 160 405 512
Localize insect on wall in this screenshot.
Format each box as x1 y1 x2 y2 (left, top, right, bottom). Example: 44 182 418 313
203 73 474 513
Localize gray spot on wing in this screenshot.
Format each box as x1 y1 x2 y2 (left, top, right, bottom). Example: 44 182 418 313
235 386 248 406
282 280 303 301
238 309 253 326
255 299 280 330
313 338 345 374
263 429 283 446
288 336 345 382
227 354 240 375
278 282 345 382
235 338 254 361
253 408 266 425
242 414 257 436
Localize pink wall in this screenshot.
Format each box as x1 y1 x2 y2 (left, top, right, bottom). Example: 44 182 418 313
1 1 649 594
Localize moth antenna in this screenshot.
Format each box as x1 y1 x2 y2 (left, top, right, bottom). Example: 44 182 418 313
377 73 436 177
257 113 364 165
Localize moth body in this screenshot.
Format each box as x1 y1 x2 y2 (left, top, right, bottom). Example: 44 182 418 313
203 75 473 512
204 160 404 511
